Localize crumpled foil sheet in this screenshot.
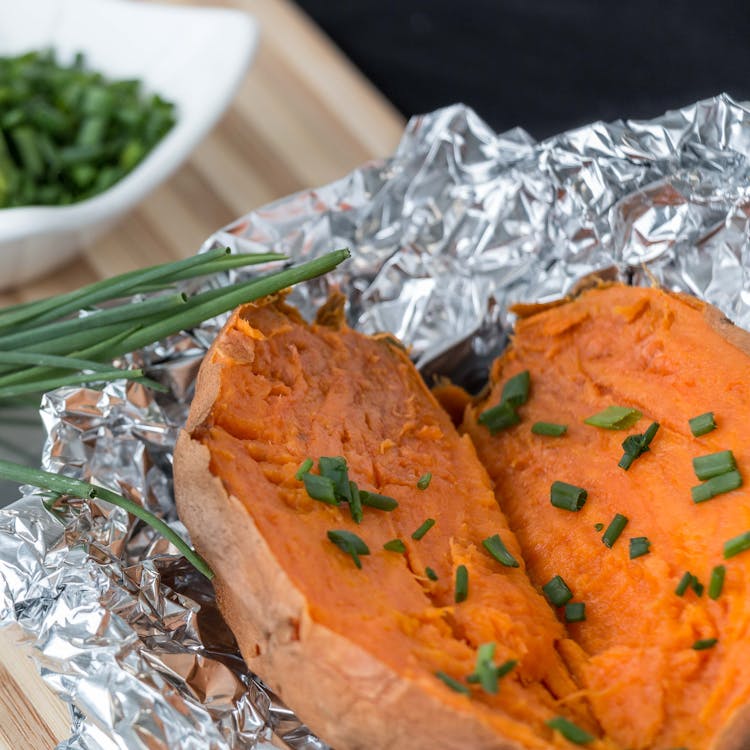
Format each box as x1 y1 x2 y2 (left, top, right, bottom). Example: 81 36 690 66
2 93 750 749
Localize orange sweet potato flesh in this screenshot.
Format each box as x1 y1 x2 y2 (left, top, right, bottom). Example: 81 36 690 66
175 298 615 750
462 284 750 750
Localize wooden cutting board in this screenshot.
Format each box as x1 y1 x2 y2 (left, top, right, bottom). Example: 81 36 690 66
0 0 404 746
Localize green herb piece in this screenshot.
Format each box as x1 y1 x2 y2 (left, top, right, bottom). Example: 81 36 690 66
693 450 737 480
383 538 406 553
675 571 694 597
543 574 573 607
478 400 520 434
0 366 157 399
618 422 660 470
692 638 718 651
359 491 399 511
318 456 351 503
531 421 567 437
708 565 726 600
0 458 212 579
546 716 594 745
455 564 469 603
565 602 586 623
482 533 520 567
465 643 510 695
629 537 651 559
584 406 642 430
435 671 470 695
417 472 432 490
689 412 717 437
425 566 438 581
501 370 531 407
550 481 588 511
692 470 743 503
601 513 629 548
724 530 750 559
302 474 338 505
327 530 370 568
412 518 436 540
294 458 313 480
594 523 604 532
496 659 517 679
348 480 363 524
691 577 704 597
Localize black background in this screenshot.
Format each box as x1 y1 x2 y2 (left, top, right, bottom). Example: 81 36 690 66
296 0 750 139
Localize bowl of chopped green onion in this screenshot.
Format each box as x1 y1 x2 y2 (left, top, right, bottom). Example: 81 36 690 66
0 0 257 288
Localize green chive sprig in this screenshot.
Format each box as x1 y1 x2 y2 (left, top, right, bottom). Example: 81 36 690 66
531 421 567 437
0 458 213 579
455 564 469 603
584 405 642 430
601 513 629 548
692 470 742 503
435 671 470 695
383 539 406 553
618 422 659 470
692 638 718 651
693 450 737 480
417 472 432 490
629 537 651 559
546 717 594 745
327 530 370 568
550 481 587 511
543 574 573 607
465 643 517 695
708 565 726 600
482 533 520 568
359 491 399 511
412 518 436 540
425 566 438 581
478 370 530 434
724 530 750 559
689 412 717 437
295 458 313 480
564 602 586 623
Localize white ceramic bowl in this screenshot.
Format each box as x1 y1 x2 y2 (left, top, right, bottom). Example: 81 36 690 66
0 0 258 289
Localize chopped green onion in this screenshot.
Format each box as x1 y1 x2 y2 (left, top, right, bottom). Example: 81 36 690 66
327 530 370 568
417 472 432 490
482 533 520 568
584 406 642 430
425 566 438 581
550 481 588 511
693 450 737 480
564 602 586 623
478 401 520 434
383 538 406 553
455 564 469 603
618 422 659 470
629 537 651 559
675 571 694 597
602 514 629 548
543 574 573 607
692 470 742 503
689 412 717 437
294 458 313 480
692 638 718 651
302 474 338 505
531 421 567 437
465 643 509 695
546 716 594 744
594 523 604 532
318 456 351 502
412 518 436 540
435 671 470 695
359 491 399 511
348 481 363 524
724 530 750 559
496 659 517 679
708 565 726 600
691 577 704 597
500 370 531 407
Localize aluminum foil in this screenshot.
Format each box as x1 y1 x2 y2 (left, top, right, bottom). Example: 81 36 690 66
2 93 750 749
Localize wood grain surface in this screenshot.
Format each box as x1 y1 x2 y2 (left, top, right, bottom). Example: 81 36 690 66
0 0 404 746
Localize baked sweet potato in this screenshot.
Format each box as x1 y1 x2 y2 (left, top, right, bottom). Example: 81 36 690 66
462 284 750 750
175 297 612 750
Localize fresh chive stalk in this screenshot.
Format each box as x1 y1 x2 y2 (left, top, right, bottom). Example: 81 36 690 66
318 456 351 503
689 412 717 437
693 450 737 480
550 481 588 511
302 474 338 505
618 422 659 470
531 421 567 437
327 530 370 568
692 638 718 651
564 602 586 623
629 537 651 559
584 406 642 430
295 458 313 480
546 717 594 744
0 458 212 579
383 539 406 553
478 370 530 434
543 574 573 607
412 518 436 540
359 491 399 511
500 370 530 406
455 564 469 603
425 566 438 581
601 513 629 548
675 571 694 597
692 470 742 503
482 533 520 567
708 565 726 600
435 671 470 695
348 481 363 524
417 472 432 490
724 530 750 559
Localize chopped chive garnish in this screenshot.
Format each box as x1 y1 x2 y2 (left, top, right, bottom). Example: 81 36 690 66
478 401 520 434
584 405 642 430
618 422 659 470
724 530 750 559
318 456 351 503
565 602 586 623
550 481 588 511
302 473 338 505
692 470 742 503
546 716 594 745
295 458 313 480
412 518 436 540
708 565 726 600
348 480 363 524
594 523 604 532
359 491 399 511
602 513 629 548
327 530 370 568
465 643 513 695
629 537 651 559
482 534 520 567
435 671 470 695
496 659 517 679
383 538 406 553
455 564 469 603
675 571 694 596
693 450 737 480
531 421 567 437
691 577 704 597
689 412 717 437
501 370 531 407
425 566 438 581
543 574 573 607
417 472 432 490
692 638 718 651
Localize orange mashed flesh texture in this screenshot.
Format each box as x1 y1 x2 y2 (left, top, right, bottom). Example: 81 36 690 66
196 300 613 749
462 284 750 750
